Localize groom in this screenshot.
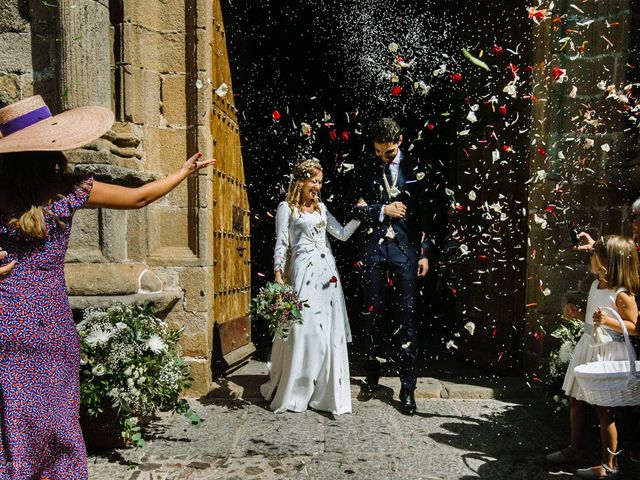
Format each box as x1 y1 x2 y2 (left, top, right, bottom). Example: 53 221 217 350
346 117 431 416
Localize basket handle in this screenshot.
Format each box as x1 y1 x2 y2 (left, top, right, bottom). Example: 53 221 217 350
601 306 639 378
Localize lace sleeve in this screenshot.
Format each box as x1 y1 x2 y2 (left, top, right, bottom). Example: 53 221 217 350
325 206 360 242
273 202 291 273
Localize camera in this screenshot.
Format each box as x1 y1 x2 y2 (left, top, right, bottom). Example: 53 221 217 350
566 221 580 248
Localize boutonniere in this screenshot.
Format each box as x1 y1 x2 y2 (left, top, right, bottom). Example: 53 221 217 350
389 186 400 198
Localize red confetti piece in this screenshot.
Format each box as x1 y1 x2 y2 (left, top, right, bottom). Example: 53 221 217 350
536 147 547 156
492 328 497 338
478 255 488 260
450 288 457 296
341 131 350 141
328 129 337 141
551 66 566 82
544 205 555 213
390 85 403 96
450 73 463 83
502 145 513 152
491 45 504 56
272 109 281 121
329 276 338 284
526 302 538 308
507 63 519 78
425 123 435 131
367 305 374 313
499 104 507 115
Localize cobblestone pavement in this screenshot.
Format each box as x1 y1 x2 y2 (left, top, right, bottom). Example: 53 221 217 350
87 365 640 479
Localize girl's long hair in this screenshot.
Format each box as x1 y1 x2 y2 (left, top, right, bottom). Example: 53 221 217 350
0 151 76 239
285 159 322 213
593 235 640 295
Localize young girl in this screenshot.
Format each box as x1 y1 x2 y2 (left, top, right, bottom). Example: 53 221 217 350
260 159 363 415
547 235 639 479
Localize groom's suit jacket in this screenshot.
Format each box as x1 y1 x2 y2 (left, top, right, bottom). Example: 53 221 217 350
345 151 432 260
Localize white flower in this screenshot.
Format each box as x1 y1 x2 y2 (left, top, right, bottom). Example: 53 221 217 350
115 322 127 330
85 327 112 347
445 340 458 350
92 364 106 376
147 334 165 354
601 143 610 153
558 341 574 363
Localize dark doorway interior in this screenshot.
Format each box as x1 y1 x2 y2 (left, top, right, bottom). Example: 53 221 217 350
223 0 531 375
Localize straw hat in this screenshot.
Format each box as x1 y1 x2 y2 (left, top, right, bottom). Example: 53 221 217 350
0 95 114 154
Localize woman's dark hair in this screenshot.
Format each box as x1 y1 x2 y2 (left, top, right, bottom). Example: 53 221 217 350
0 151 75 238
371 117 402 144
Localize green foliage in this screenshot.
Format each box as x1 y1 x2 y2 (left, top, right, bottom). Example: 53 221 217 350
77 303 200 448
247 282 307 341
540 317 584 410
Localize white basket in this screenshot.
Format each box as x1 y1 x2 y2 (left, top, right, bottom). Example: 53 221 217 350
574 307 640 407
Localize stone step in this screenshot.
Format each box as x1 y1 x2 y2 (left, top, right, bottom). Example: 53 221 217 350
207 360 540 401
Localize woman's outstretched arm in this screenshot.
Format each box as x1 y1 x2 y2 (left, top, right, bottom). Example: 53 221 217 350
85 153 215 210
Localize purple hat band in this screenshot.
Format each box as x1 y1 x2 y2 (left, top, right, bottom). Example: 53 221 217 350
0 105 52 137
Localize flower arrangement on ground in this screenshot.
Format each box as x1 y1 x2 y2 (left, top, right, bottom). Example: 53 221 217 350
248 282 307 341
77 303 200 447
541 317 584 410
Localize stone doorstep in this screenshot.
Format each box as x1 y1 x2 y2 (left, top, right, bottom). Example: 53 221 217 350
205 363 539 402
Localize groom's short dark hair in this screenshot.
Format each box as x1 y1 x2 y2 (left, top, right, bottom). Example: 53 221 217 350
371 117 402 143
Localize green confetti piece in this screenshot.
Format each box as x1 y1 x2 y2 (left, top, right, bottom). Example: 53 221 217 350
462 48 490 71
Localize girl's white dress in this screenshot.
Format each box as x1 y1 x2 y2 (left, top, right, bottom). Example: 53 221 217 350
260 201 359 414
562 279 630 400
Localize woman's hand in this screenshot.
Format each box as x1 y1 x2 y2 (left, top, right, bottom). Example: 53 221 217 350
356 197 368 208
274 270 284 285
0 249 15 280
181 152 216 176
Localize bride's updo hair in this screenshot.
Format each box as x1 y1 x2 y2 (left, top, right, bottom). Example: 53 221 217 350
285 159 322 213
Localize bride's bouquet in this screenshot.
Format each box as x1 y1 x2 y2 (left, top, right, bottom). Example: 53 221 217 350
248 282 307 341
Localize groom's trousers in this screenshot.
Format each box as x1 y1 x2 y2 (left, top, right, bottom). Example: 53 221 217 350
361 237 418 392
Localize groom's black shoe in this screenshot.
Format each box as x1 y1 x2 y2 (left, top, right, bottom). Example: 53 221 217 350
399 388 416 416
361 374 379 394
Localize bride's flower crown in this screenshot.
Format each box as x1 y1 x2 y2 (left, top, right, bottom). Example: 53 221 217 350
292 159 322 180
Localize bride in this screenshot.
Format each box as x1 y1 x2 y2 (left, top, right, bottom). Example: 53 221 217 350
260 159 363 415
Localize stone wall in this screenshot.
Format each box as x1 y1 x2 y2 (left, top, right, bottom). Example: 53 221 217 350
525 0 638 373
0 0 219 395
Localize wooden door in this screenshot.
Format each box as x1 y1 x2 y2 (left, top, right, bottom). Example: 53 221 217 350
211 0 254 373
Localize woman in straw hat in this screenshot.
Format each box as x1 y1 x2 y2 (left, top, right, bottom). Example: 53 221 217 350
0 95 214 480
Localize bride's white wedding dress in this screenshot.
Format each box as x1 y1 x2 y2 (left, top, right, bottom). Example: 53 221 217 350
260 201 360 414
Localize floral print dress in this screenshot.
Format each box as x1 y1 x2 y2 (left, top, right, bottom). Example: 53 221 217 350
0 179 93 480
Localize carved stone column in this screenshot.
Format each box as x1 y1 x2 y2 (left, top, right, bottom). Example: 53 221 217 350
55 0 111 109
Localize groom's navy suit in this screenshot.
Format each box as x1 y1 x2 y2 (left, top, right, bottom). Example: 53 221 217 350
346 150 431 392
